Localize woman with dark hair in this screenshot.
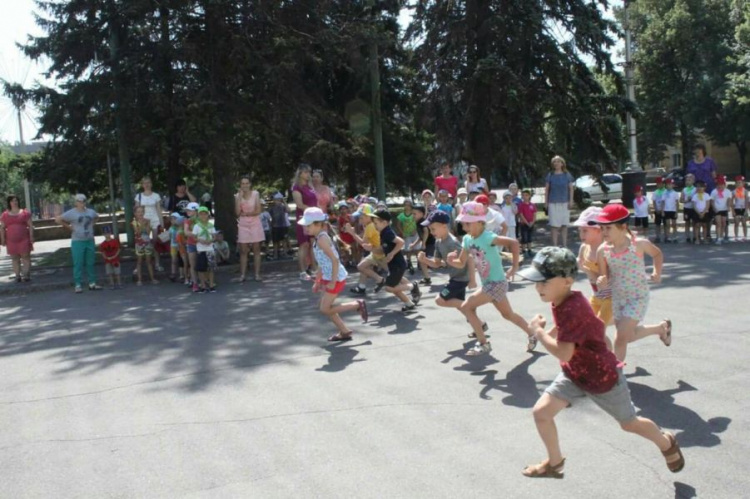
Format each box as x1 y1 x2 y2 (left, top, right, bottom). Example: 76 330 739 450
434 161 459 198
166 178 196 217
235 175 265 282
464 165 490 194
0 195 34 282
292 163 318 281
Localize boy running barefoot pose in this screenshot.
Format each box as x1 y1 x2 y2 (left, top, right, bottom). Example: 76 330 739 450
517 247 684 478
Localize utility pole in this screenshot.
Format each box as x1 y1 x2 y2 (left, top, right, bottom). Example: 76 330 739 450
368 1 386 202
10 92 32 212
108 4 134 245
106 151 119 238
624 1 640 171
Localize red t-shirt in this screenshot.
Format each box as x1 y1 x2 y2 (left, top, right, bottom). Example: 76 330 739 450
553 291 619 394
434 175 458 198
518 201 537 225
99 239 121 266
338 214 355 244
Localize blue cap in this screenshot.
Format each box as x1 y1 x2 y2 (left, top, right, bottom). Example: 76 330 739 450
421 210 451 226
102 225 113 234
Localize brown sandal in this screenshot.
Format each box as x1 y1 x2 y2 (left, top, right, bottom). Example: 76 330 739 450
662 432 685 473
328 331 353 342
661 319 672 347
522 458 565 478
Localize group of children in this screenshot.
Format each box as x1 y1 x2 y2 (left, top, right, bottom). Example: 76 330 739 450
638 174 748 244
299 196 683 478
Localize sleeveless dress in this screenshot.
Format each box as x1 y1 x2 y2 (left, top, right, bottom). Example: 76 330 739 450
313 233 347 282
604 241 649 322
237 191 265 244
293 183 318 245
1 210 33 255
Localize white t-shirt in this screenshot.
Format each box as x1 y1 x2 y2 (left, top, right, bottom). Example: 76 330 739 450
681 186 696 209
500 203 517 227
692 193 710 214
135 192 162 227
633 195 650 218
192 223 217 252
662 190 679 212
652 189 665 211
733 189 747 209
485 207 506 235
710 188 732 211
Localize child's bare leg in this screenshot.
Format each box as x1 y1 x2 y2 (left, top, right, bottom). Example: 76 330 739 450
467 255 478 288
136 255 143 283
388 288 412 304
208 271 215 287
459 292 493 343
320 293 356 333
357 259 381 285
189 253 198 284
614 318 669 361
436 297 466 317
494 297 533 337
620 417 673 455
529 393 568 467
146 255 156 281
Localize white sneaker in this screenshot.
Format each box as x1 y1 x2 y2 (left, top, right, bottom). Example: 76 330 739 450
299 272 312 281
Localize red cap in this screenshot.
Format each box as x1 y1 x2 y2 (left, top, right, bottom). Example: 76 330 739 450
594 204 630 224
736 175 745 182
665 178 674 185
474 194 490 206
655 177 664 183
716 175 726 184
634 185 643 193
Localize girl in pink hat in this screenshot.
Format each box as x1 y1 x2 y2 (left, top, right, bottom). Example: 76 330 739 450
594 204 671 361
447 201 536 356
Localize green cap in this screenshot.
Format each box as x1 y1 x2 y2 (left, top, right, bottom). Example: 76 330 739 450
517 247 578 282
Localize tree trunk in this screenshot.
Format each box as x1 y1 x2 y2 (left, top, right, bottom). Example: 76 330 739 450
679 122 691 169
159 5 182 191
210 146 237 246
737 141 747 178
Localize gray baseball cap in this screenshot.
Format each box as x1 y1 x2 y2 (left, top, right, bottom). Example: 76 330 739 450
517 247 578 282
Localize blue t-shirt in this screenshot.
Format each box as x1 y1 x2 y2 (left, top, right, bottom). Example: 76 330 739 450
380 225 406 269
546 172 575 203
462 230 506 284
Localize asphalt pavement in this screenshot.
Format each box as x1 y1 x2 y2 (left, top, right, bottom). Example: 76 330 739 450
1 241 748 498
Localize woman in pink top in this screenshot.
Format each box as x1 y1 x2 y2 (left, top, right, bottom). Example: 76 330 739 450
236 175 265 282
312 169 335 214
0 195 34 282
434 161 458 198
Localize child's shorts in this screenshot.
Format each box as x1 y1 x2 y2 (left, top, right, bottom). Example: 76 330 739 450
272 227 287 243
716 210 729 217
135 243 154 257
440 279 469 302
196 251 217 272
545 370 636 423
362 253 389 272
105 263 121 276
654 213 664 226
634 217 649 228
663 211 677 220
187 244 198 254
403 234 419 250
320 279 346 295
683 208 696 221
481 280 508 303
384 265 407 288
735 208 746 217
590 295 613 326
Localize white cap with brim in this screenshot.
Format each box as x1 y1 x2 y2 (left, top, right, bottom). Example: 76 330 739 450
297 207 328 226
186 202 200 212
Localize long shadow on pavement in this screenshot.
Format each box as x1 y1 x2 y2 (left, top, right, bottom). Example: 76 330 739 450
316 340 372 373
469 352 547 405
626 367 731 448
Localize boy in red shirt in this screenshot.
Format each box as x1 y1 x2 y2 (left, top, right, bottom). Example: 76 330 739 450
98 225 122 289
518 189 537 256
517 247 684 478
336 202 357 268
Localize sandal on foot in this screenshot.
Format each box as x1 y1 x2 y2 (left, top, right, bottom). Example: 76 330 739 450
328 331 353 342
522 458 565 478
662 432 685 473
661 319 672 347
467 322 489 339
357 299 368 323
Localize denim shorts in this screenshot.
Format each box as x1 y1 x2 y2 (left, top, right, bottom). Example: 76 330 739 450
545 370 636 423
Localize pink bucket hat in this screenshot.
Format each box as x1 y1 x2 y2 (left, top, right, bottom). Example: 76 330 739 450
573 207 603 227
456 201 488 223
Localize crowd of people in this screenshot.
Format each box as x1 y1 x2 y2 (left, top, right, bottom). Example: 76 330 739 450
0 154 695 477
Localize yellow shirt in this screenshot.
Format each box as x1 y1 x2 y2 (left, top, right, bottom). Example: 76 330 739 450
364 223 380 247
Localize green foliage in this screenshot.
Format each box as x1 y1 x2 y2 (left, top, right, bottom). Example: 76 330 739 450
0 145 26 204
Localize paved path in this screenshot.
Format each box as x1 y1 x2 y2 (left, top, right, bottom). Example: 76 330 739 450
0 242 748 497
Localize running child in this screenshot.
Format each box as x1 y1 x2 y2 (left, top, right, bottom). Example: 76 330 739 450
192 206 217 293
573 207 613 350
417 211 479 332
594 204 671 362
691 181 710 244
651 177 666 243
632 186 650 239
345 204 388 294
516 246 684 479
298 208 368 341
518 189 537 256
731 175 748 241
396 199 419 274
132 205 158 286
412 205 435 285
446 201 537 356
98 225 122 289
711 175 732 244
334 201 356 268
367 209 422 313
662 179 679 243
680 174 696 243
184 202 200 291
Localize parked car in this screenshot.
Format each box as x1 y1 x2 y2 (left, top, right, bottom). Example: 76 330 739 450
665 167 685 190
575 174 623 203
645 167 667 183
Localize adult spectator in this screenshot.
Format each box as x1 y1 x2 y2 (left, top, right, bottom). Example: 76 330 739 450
687 144 718 238
434 161 459 198
544 155 575 247
0 195 34 282
166 178 196 217
134 176 164 272
312 169 335 214
292 163 318 281
55 194 102 293
235 175 265 282
464 165 490 194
